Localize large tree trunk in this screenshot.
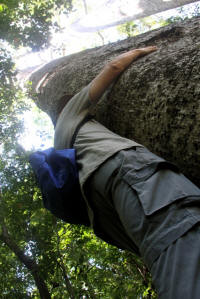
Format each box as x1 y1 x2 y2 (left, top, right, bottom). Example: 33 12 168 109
30 16 200 187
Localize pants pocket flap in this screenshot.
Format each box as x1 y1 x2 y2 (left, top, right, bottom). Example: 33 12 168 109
128 169 200 216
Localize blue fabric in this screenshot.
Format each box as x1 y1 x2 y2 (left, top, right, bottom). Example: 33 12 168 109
30 147 77 188
29 147 90 226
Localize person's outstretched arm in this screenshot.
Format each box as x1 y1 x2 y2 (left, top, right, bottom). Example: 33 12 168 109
89 46 157 102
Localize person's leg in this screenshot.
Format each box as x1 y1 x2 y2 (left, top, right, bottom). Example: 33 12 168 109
151 224 200 299
85 179 139 253
111 171 200 298
85 147 200 297
109 148 200 298
84 152 140 254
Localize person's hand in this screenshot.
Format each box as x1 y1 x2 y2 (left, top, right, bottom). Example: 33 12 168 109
134 46 158 57
135 46 158 55
89 46 158 102
110 46 158 65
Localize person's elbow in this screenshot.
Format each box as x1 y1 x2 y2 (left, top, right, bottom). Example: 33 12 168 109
107 61 124 73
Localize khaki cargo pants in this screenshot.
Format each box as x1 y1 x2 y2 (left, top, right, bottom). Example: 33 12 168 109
85 147 200 299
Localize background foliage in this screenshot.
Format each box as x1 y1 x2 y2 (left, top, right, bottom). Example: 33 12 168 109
0 1 200 298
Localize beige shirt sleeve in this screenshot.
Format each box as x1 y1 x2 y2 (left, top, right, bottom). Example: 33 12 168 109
54 83 115 149
54 84 93 149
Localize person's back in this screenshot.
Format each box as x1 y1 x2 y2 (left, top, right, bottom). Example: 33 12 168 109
54 84 141 186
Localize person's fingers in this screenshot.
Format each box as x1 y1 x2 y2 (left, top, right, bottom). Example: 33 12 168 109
133 46 157 58
140 46 158 52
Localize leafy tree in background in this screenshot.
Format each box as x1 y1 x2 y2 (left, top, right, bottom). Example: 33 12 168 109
117 3 200 38
0 0 152 297
0 0 72 50
0 0 72 297
0 0 73 148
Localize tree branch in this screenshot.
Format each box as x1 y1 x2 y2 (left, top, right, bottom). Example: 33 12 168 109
56 233 76 299
0 222 51 299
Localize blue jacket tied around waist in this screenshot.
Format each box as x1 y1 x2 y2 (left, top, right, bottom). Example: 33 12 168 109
29 147 90 226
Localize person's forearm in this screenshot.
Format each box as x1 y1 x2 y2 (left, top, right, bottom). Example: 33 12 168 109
89 64 123 102
89 46 157 102
109 47 155 71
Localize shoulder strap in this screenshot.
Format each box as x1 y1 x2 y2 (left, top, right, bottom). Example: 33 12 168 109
70 114 93 148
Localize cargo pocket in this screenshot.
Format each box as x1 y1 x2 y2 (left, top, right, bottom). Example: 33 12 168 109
121 147 200 216
124 168 200 216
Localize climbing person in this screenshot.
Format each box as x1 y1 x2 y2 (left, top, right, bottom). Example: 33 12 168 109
53 46 200 298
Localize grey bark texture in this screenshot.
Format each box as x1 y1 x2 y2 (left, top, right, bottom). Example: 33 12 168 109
30 16 200 187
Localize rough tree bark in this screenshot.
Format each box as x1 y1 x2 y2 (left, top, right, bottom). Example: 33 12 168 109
30 16 200 187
